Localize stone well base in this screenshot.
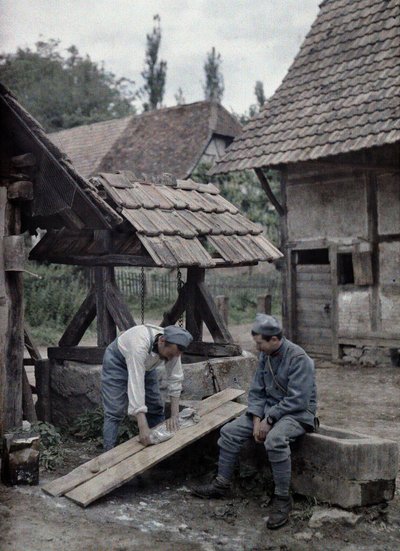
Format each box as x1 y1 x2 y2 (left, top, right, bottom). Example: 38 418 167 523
49 351 257 427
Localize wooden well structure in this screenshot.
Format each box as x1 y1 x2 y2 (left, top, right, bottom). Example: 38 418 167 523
30 171 282 363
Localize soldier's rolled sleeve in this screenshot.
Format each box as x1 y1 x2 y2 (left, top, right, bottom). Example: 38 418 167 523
267 355 314 422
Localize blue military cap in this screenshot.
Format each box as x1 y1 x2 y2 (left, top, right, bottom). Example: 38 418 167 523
164 326 193 349
252 314 282 336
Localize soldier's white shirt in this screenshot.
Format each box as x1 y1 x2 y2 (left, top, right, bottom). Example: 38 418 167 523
117 324 183 416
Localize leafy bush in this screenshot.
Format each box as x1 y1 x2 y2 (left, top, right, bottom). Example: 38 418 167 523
24 262 90 344
32 421 65 471
70 408 138 446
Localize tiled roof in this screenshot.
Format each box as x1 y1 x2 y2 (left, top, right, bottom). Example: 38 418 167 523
211 0 400 173
49 101 241 179
94 171 282 267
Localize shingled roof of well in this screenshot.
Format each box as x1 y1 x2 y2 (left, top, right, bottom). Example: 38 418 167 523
92 171 282 267
49 101 242 179
211 0 400 174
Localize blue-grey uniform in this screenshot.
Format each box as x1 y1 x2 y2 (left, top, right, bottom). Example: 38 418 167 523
218 336 317 464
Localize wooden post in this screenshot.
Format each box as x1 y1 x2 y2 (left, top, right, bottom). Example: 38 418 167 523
186 267 205 341
94 267 117 346
257 294 272 315
0 186 24 434
35 359 52 422
215 295 229 326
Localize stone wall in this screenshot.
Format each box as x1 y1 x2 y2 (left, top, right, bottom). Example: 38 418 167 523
50 352 258 427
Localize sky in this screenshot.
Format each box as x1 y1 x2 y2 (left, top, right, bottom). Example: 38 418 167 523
0 0 321 114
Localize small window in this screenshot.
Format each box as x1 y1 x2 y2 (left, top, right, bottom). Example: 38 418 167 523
338 253 354 284
296 248 330 265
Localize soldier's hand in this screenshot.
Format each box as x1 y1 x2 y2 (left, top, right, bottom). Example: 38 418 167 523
166 415 179 432
254 419 271 443
139 427 153 447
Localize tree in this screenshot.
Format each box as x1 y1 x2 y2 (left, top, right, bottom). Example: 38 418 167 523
0 39 136 132
254 81 266 108
141 15 167 111
203 47 224 102
174 87 185 106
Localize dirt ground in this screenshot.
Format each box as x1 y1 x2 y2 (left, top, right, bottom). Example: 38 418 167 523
1 324 400 551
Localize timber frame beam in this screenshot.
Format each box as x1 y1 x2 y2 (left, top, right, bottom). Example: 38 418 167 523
51 265 241 364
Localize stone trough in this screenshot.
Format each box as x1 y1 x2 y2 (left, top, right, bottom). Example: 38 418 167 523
291 425 398 508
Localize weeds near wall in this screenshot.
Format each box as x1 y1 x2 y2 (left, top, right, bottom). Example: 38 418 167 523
70 408 138 446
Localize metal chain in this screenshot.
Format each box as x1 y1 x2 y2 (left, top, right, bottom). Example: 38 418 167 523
177 267 183 328
207 358 221 394
141 267 145 324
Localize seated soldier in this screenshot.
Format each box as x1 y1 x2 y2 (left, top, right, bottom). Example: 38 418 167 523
192 314 317 529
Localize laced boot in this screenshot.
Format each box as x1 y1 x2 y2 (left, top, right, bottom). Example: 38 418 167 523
266 494 293 529
191 476 231 499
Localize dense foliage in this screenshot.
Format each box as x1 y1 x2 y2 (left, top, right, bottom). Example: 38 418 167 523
0 39 136 131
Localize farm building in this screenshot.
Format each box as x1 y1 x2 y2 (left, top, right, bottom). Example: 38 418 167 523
49 101 242 179
211 0 400 363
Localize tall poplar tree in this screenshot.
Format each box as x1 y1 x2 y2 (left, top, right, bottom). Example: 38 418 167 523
203 47 224 103
141 14 167 111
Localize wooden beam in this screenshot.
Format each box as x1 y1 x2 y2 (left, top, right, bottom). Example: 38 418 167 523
254 167 284 216
43 388 245 498
24 327 42 362
186 267 204 341
94 263 116 347
31 254 157 267
66 401 246 507
7 181 34 201
197 281 234 343
34 359 51 422
58 286 96 347
48 347 106 364
22 367 37 422
186 341 242 357
106 282 136 331
160 283 188 327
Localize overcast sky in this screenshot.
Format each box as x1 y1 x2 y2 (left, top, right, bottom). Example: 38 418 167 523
0 0 320 114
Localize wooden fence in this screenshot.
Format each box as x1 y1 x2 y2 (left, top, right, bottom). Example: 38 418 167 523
114 269 280 305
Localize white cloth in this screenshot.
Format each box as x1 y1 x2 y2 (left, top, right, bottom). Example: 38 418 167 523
117 324 184 416
149 407 201 445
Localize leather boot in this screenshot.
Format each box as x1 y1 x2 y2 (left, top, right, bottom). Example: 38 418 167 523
266 494 292 529
191 477 231 498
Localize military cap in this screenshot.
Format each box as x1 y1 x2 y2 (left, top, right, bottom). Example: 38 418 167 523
164 326 193 349
252 314 282 336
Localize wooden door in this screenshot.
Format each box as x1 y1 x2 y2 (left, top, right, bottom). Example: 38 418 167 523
294 264 332 356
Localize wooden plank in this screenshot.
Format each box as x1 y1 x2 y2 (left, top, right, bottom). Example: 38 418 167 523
58 287 96 347
43 388 245 497
36 254 157 267
66 401 247 507
48 347 105 364
295 313 331 329
24 327 42 362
